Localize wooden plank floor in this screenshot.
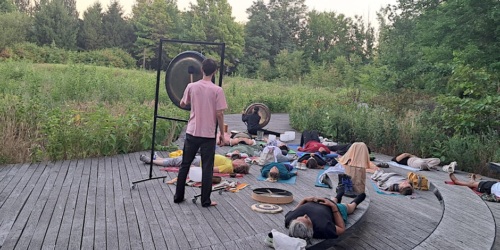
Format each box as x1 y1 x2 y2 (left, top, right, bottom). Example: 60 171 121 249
0 114 497 249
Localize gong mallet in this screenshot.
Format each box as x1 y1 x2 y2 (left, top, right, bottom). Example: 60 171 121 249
188 65 196 83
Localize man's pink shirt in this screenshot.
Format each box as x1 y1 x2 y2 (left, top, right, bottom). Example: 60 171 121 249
181 80 227 138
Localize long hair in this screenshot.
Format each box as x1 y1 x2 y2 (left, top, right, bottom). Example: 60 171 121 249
306 157 319 169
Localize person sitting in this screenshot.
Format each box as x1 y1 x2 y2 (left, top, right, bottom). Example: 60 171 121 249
261 162 296 182
139 153 250 174
242 106 280 137
298 130 330 154
285 189 366 240
371 169 413 195
392 153 440 171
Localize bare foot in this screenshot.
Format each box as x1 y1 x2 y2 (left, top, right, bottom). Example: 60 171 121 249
449 173 458 183
203 201 217 207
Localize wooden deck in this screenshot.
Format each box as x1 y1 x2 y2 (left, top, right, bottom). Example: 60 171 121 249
0 113 499 249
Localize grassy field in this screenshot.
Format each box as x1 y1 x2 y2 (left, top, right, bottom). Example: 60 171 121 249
0 61 498 176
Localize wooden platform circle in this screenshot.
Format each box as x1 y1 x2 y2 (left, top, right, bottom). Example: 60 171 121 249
251 188 293 204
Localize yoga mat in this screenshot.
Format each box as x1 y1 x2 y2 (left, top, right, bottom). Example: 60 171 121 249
315 169 330 188
387 161 420 172
257 169 298 184
160 167 244 178
369 179 404 196
288 144 338 158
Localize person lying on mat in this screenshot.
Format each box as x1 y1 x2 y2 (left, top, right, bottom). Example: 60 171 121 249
285 190 366 240
392 153 441 171
139 154 250 174
242 106 280 137
448 173 500 197
297 153 330 169
298 130 331 154
217 131 258 146
261 162 297 182
371 169 413 195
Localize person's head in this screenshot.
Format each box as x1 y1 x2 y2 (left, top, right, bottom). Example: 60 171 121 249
306 157 318 169
266 166 279 182
399 180 413 195
232 159 250 174
279 144 289 155
230 153 241 160
288 216 314 240
253 106 259 114
202 58 218 76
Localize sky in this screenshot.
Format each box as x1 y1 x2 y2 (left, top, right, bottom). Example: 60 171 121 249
76 0 397 26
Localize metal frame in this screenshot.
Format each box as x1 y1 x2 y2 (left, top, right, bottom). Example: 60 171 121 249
132 39 226 188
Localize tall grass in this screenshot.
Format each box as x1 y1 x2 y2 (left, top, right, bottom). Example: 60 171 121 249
0 61 498 177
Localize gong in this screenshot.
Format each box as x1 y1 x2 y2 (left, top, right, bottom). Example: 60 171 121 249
244 103 271 128
251 203 283 214
251 188 294 204
165 51 206 110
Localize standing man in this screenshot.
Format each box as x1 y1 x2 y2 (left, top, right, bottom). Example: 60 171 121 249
174 58 227 207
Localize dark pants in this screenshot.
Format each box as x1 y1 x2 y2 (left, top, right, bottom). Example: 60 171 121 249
174 134 216 207
300 130 320 147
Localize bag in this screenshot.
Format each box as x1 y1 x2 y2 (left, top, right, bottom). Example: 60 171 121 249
258 147 276 166
407 172 429 191
344 165 366 194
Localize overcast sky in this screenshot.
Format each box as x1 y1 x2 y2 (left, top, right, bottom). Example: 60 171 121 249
77 0 397 25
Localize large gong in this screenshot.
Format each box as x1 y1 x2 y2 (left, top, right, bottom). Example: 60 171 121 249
244 103 271 128
165 51 206 110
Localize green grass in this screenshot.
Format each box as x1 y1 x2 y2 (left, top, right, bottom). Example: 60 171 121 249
0 61 498 177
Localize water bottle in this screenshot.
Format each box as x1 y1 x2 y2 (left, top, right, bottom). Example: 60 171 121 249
153 152 158 160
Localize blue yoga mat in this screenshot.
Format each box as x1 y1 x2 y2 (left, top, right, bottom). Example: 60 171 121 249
257 168 298 184
369 179 404 196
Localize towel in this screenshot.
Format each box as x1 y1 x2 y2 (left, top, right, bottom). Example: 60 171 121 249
369 179 405 196
271 229 307 250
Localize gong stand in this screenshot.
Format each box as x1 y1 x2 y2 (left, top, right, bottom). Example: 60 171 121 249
132 39 226 188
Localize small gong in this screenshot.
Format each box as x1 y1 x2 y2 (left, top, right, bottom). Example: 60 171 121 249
244 103 271 128
165 51 206 110
251 203 283 214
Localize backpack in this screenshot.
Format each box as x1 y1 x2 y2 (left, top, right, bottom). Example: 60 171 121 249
407 172 429 191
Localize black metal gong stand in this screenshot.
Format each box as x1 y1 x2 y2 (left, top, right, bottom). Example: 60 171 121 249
131 39 226 189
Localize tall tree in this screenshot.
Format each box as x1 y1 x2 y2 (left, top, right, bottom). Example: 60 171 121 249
187 0 244 67
79 2 104 50
0 12 31 49
102 1 134 49
32 0 78 50
132 0 180 69
243 0 272 75
267 0 307 58
0 0 15 13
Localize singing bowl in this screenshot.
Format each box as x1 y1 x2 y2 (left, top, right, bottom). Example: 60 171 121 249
251 188 293 204
165 51 206 110
244 103 271 128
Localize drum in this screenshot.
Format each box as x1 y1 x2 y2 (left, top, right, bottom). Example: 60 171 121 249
251 188 293 204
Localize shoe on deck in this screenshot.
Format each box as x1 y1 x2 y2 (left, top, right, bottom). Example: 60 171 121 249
140 154 151 164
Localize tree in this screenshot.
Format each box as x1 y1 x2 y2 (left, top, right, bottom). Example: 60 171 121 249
132 0 180 69
187 0 244 67
0 0 15 13
32 0 78 50
242 0 272 76
102 1 134 49
79 2 104 50
0 12 31 49
267 0 307 57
